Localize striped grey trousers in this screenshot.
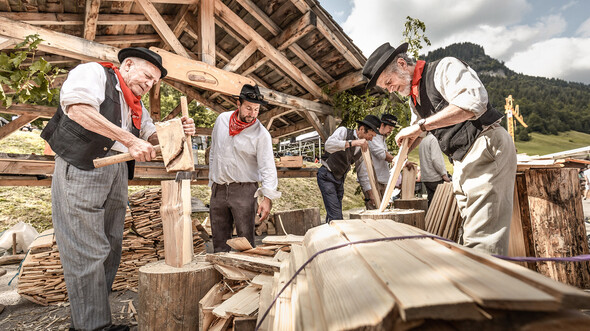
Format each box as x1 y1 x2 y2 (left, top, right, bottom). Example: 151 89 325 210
52 155 127 330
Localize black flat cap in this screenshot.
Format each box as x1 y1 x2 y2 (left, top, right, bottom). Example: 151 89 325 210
235 84 268 105
118 47 167 79
381 113 399 127
362 42 408 89
356 114 381 133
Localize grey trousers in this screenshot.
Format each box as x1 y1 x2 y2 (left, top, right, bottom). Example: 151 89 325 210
52 155 127 330
210 182 258 252
453 125 517 255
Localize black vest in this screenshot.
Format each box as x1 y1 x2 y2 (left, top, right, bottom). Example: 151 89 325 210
41 66 140 174
321 128 362 180
414 59 503 161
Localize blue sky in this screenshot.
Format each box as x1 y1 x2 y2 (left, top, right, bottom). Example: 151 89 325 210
318 0 590 84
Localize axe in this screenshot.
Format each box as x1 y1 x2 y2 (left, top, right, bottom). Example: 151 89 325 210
93 96 195 182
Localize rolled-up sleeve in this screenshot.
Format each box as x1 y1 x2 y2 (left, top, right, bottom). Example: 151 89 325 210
434 57 488 119
60 62 106 114
324 127 348 153
256 131 281 200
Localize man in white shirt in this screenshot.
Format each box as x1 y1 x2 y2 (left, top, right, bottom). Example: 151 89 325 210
584 165 590 200
208 84 281 252
419 132 451 205
317 115 380 221
357 114 398 209
41 47 195 331
363 42 516 255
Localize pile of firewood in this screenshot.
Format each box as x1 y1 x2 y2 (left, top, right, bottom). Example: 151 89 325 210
200 235 303 331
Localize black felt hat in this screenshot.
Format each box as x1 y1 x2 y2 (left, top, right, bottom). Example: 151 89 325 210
236 84 268 105
380 113 399 127
356 115 381 133
118 47 167 79
362 42 408 89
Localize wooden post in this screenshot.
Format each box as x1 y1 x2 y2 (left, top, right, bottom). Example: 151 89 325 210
401 166 416 199
379 139 409 211
524 168 590 288
138 258 222 331
361 148 381 207
356 209 426 231
161 179 193 267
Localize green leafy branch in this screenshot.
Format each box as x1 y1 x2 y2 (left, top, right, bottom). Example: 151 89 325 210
0 34 66 108
403 16 431 59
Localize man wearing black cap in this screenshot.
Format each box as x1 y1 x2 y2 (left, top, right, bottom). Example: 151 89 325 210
41 47 195 331
208 84 280 252
362 42 516 255
357 114 400 209
317 115 380 222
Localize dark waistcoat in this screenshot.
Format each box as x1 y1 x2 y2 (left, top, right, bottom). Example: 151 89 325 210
41 66 140 174
414 59 503 161
321 128 362 180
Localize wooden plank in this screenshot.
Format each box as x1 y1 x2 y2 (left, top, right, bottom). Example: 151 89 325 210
274 11 316 51
83 0 101 41
258 87 332 115
134 0 190 58
226 237 253 251
213 264 258 281
149 82 161 122
331 220 482 321
361 148 381 208
1 104 56 118
155 118 194 172
163 80 229 114
262 235 304 245
198 0 216 65
160 179 193 267
251 273 273 289
223 41 257 72
214 285 259 317
206 252 281 274
94 34 161 45
0 36 15 50
379 138 409 211
300 110 328 141
401 166 416 199
328 70 365 93
269 121 312 138
0 115 38 140
0 12 175 26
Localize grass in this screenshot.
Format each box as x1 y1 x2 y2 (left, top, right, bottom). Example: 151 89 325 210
1 129 588 233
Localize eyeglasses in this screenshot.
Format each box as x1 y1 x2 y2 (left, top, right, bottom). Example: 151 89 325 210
244 92 264 101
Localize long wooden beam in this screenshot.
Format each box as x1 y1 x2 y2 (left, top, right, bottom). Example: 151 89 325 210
1 104 56 118
83 0 101 41
269 121 313 139
0 36 16 50
164 79 228 114
257 87 331 115
198 0 216 65
0 115 38 140
94 34 162 45
0 16 119 63
0 13 175 26
328 70 366 93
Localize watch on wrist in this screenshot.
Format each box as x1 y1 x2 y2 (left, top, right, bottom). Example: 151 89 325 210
417 118 427 132
347 140 352 148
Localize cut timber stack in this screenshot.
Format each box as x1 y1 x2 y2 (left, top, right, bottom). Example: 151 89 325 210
258 220 590 330
351 209 426 231
424 182 462 241
17 229 66 305
200 236 303 331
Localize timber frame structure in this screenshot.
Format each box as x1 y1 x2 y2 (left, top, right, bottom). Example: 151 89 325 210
0 0 369 142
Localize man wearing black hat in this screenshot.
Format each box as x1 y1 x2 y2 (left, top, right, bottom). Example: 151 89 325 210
357 114 400 209
363 42 516 255
317 115 380 222
208 84 280 252
41 47 195 331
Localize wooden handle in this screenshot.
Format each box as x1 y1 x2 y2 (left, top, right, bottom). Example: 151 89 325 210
379 138 409 212
93 145 161 168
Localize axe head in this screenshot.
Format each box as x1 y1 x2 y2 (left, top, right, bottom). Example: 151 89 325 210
175 171 193 182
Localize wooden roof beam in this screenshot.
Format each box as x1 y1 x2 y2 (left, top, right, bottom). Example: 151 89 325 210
223 41 257 72
0 13 175 26
1 104 56 118
83 0 101 41
164 79 228 114
0 115 38 140
94 34 162 45
134 0 190 58
104 0 197 3
198 0 216 65
0 36 16 50
270 121 313 139
329 70 367 93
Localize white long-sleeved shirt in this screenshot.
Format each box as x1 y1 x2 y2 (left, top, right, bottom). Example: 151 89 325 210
356 134 404 192
208 111 281 200
59 62 157 153
409 57 491 128
321 126 364 177
419 133 448 182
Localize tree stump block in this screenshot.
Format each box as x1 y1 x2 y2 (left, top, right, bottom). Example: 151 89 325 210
524 168 590 288
271 208 321 235
393 198 428 213
357 209 426 230
138 258 222 331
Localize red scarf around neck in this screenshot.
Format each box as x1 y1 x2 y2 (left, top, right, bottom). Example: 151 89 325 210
410 60 426 106
229 109 256 136
99 62 143 130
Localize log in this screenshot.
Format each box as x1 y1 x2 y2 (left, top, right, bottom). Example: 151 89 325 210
524 168 590 288
393 198 428 213
400 166 416 199
271 208 321 236
138 258 221 331
161 179 193 267
357 209 426 230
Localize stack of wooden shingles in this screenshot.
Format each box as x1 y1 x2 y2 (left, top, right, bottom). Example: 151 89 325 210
200 235 303 331
258 219 590 329
425 182 462 241
17 229 66 305
113 187 206 291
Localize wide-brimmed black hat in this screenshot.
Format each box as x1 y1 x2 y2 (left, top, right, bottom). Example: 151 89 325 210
380 113 399 127
362 42 408 89
118 47 167 79
235 84 268 105
356 115 381 133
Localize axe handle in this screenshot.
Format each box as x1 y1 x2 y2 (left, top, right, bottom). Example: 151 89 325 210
93 145 161 168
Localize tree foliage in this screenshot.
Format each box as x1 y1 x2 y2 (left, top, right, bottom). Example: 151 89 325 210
0 34 65 108
403 16 431 60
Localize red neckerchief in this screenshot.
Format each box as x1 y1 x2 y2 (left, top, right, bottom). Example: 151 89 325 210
410 60 426 106
99 62 143 130
229 109 256 136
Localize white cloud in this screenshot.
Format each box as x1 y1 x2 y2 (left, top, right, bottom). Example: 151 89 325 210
506 38 590 84
576 17 590 37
